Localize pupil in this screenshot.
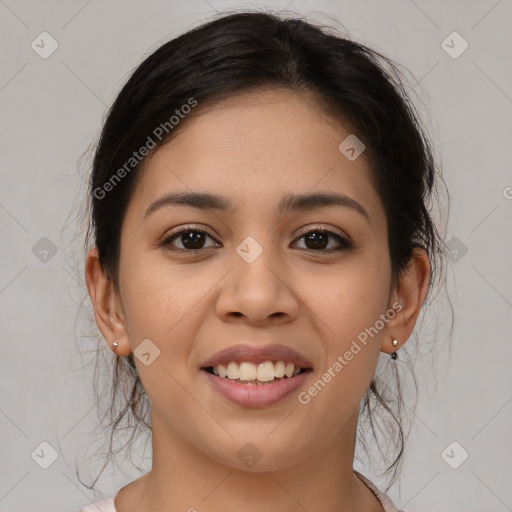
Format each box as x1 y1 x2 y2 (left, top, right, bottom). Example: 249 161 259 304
306 232 327 249
183 231 204 249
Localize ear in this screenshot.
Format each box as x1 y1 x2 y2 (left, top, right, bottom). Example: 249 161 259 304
381 247 431 353
84 247 132 356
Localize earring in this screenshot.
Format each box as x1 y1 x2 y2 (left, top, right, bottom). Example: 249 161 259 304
391 339 398 360
113 340 118 350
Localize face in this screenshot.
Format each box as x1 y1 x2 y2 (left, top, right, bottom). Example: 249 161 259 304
106 89 399 471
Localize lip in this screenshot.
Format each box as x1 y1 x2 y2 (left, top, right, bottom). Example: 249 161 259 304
201 368 313 407
200 343 313 369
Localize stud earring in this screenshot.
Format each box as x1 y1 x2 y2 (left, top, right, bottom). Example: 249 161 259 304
113 340 118 350
391 339 398 360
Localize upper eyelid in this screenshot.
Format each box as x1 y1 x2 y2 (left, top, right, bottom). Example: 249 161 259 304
164 223 349 239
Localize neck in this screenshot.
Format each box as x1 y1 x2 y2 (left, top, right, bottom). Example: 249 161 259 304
115 410 383 512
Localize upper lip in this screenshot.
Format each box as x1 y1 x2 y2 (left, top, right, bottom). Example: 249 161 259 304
201 343 313 369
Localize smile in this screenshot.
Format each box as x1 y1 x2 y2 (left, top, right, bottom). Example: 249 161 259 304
201 362 313 407
206 360 305 384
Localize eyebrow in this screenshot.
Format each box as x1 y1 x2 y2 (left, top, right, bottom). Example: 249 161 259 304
143 191 372 226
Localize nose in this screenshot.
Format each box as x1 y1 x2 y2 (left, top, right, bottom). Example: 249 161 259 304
215 242 299 327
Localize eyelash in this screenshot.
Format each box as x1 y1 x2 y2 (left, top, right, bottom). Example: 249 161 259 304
160 224 353 255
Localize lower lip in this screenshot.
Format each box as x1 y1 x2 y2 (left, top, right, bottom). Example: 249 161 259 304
201 369 312 407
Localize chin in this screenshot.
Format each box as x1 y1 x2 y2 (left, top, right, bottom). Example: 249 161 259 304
206 436 308 473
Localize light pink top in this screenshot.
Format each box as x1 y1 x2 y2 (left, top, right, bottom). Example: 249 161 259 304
75 471 403 512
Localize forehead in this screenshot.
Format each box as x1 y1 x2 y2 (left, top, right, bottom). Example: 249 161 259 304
127 88 385 230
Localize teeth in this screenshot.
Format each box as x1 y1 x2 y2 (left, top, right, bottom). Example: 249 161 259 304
239 362 257 381
211 361 304 383
257 361 275 381
227 361 239 380
274 361 285 378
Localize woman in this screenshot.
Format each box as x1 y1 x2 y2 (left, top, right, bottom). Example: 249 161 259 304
78 10 447 512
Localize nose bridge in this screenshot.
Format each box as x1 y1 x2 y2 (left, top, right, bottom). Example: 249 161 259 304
236 234 280 289
216 233 298 323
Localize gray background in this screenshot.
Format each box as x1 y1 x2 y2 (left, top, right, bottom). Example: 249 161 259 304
1 1 511 511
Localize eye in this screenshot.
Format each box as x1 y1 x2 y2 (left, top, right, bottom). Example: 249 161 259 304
161 224 353 254
161 225 220 252
292 227 353 253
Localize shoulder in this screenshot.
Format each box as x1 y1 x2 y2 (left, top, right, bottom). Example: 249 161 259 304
354 471 405 512
74 497 116 512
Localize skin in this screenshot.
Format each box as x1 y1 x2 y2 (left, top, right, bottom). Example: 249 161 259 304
85 88 430 512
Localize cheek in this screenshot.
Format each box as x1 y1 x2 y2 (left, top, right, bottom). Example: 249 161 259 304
117 255 206 412
312 257 390 346
301 256 389 410
298 266 387 434
118 250 220 379
119 247 199 337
